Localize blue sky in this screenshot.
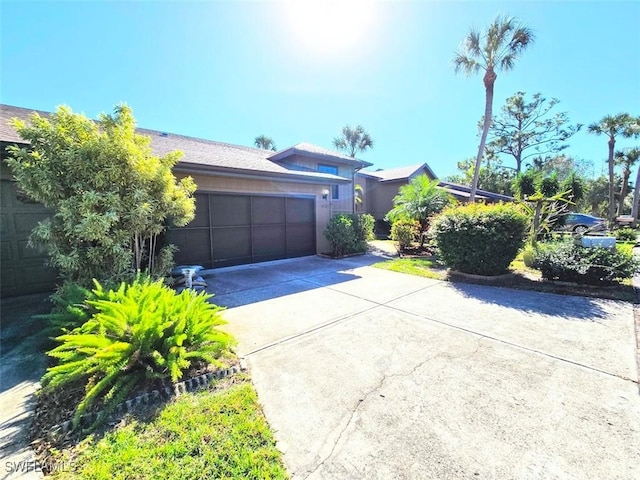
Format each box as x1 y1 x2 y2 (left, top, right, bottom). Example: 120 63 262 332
1 1 639 179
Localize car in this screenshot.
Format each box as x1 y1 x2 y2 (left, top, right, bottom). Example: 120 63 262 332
555 213 607 234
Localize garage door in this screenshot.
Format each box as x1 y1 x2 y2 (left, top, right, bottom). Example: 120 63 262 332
1 180 58 297
167 193 316 268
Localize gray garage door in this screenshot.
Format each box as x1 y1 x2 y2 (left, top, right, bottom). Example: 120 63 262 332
1 180 58 297
167 193 316 268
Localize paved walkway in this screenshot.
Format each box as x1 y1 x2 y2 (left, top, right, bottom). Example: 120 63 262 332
0 294 49 480
210 254 640 480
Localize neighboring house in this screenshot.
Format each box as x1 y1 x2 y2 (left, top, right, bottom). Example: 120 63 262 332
357 163 437 220
357 163 514 223
0 104 370 297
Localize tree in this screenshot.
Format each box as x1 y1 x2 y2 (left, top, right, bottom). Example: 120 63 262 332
528 154 593 182
386 175 454 246
447 156 515 196
453 15 534 202
254 135 277 151
6 105 196 286
588 113 640 222
332 125 373 158
614 147 640 216
485 92 581 173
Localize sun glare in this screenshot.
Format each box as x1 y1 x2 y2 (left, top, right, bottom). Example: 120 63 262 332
284 0 376 56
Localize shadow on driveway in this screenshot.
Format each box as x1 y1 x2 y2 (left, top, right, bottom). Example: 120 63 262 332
448 281 613 322
203 254 387 309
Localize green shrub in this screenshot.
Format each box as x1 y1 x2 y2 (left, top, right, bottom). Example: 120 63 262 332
390 221 419 252
41 276 234 429
532 241 640 285
431 203 529 275
324 213 374 257
614 227 638 242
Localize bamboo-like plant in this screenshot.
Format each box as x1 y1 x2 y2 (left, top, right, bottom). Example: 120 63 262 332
41 277 234 429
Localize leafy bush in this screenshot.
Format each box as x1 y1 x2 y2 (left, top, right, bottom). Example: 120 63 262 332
6 105 196 286
386 175 453 246
615 227 637 242
532 241 640 285
390 221 419 252
431 203 529 275
41 277 234 429
324 213 374 257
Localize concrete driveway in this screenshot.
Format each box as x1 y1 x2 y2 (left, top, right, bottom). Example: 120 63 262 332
208 254 640 480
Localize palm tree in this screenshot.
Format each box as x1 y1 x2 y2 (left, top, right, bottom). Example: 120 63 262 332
588 114 640 222
332 125 373 158
615 147 640 216
386 175 454 246
453 15 534 202
254 135 277 151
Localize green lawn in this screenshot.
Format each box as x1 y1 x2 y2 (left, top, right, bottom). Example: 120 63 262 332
373 257 446 280
50 379 288 480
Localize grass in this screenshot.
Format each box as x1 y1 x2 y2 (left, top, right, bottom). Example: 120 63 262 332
48 378 288 480
374 257 446 280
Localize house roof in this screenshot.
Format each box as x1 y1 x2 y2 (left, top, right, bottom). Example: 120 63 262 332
439 181 514 202
0 104 351 185
359 163 437 182
269 142 373 169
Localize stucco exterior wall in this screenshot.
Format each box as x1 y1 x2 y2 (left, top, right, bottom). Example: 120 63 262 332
368 180 406 220
179 173 333 254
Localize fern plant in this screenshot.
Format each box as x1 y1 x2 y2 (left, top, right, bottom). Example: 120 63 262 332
41 277 235 429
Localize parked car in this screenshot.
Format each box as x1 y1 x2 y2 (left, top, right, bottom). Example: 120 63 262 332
555 213 607 234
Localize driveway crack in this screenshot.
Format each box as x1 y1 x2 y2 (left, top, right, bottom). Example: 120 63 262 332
303 354 436 479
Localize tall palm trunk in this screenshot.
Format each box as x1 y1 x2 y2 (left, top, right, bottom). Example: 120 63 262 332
618 168 630 216
632 164 640 226
607 136 615 222
470 68 496 202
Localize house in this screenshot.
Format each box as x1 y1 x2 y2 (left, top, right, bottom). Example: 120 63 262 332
0 104 370 297
357 163 514 224
0 104 512 297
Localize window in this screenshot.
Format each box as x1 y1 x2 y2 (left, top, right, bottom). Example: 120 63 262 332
318 164 339 199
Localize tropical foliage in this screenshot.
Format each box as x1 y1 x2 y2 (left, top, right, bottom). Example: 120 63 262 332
453 14 534 201
41 277 234 429
386 175 454 246
431 203 529 275
6 105 196 286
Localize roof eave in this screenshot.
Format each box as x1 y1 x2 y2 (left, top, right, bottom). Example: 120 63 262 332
174 163 352 185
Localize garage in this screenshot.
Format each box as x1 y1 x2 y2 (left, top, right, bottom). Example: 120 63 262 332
0 179 58 297
167 193 316 268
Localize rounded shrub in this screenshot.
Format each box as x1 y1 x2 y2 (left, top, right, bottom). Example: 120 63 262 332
532 241 640 285
431 203 529 275
324 213 374 257
390 221 419 252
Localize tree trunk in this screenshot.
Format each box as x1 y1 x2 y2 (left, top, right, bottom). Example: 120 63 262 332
607 136 616 223
470 68 496 202
618 169 630 216
631 164 640 227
